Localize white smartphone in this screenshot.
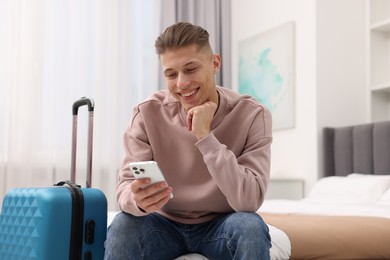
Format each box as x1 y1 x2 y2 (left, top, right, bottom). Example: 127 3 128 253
129 161 173 198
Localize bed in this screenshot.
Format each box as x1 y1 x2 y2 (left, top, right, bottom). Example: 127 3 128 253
258 121 390 259
108 121 390 259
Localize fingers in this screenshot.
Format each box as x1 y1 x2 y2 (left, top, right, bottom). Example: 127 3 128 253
186 101 217 140
131 179 172 213
137 191 171 213
130 178 151 193
187 111 193 131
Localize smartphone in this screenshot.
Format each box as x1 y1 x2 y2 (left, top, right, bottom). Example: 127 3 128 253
129 161 173 198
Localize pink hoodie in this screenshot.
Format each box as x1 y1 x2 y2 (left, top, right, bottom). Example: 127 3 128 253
116 86 272 224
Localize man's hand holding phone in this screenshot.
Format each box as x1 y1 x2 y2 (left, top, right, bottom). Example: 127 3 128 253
129 161 173 213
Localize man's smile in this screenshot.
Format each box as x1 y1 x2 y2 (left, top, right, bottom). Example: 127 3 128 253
180 87 199 98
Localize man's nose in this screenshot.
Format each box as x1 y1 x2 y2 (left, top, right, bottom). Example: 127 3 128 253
177 73 190 88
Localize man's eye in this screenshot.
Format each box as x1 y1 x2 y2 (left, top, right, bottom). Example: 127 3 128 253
186 68 197 73
166 73 177 79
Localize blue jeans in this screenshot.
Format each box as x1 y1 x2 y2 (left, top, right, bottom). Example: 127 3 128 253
104 211 271 260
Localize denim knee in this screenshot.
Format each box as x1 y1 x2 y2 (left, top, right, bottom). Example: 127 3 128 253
224 212 271 259
104 212 186 260
104 212 144 259
227 212 270 239
198 212 271 260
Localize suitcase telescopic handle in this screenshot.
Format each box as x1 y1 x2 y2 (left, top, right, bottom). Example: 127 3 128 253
72 97 94 115
71 97 94 188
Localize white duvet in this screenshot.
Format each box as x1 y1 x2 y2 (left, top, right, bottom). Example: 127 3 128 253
258 174 390 219
259 199 390 219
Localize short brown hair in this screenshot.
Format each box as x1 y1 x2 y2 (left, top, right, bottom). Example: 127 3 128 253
155 22 211 55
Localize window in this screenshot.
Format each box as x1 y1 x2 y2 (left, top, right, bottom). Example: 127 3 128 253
0 0 161 211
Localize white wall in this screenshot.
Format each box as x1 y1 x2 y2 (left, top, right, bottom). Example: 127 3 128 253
232 0 367 194
316 0 367 182
317 0 367 130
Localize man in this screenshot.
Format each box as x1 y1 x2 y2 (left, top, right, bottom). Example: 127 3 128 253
104 22 272 259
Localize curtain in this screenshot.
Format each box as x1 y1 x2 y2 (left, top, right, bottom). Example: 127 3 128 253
158 0 232 89
0 0 161 211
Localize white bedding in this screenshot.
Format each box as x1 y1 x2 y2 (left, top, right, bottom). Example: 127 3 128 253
107 211 291 260
258 174 390 219
259 199 390 219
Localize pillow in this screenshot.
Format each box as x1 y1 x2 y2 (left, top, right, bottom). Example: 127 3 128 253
377 189 390 205
304 176 390 204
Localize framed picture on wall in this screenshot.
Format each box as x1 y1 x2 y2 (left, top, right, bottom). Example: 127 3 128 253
238 21 295 130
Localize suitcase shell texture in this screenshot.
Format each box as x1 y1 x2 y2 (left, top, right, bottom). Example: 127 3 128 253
0 186 107 259
0 97 107 259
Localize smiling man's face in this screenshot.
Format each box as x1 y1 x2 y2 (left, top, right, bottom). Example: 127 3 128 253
160 44 220 112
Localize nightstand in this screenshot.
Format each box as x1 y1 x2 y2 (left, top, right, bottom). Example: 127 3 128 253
265 178 304 200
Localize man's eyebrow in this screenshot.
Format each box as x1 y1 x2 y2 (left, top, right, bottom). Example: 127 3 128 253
163 61 200 74
184 61 198 66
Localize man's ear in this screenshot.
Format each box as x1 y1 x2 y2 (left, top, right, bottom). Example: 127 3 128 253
213 54 221 73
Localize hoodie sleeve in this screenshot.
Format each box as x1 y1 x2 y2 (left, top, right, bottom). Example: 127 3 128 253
195 106 272 212
116 106 151 216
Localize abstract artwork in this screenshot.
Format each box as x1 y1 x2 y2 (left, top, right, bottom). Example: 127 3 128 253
238 21 295 130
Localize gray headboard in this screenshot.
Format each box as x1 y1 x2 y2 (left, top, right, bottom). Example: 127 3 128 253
323 121 390 177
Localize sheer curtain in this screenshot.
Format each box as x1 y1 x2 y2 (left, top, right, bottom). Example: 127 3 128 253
0 0 161 211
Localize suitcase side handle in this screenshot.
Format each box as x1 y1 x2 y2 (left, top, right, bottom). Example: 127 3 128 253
55 180 81 188
71 97 94 188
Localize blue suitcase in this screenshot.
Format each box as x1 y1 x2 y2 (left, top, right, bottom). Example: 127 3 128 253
0 97 107 260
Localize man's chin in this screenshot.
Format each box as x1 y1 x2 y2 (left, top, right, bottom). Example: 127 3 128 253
183 105 193 113
181 101 197 112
